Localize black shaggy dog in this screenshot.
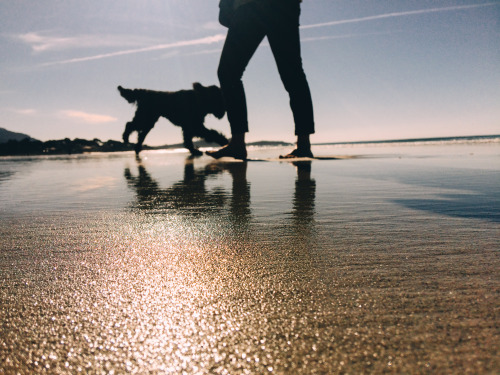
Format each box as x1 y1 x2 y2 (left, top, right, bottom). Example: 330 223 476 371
118 83 228 155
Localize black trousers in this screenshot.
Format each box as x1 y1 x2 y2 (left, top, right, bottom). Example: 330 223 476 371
218 0 315 136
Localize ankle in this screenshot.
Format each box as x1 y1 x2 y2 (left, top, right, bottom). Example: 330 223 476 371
296 135 311 150
230 133 246 146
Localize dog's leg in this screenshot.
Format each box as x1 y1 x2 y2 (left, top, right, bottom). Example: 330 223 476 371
122 121 135 144
182 130 203 156
135 126 154 155
123 107 149 144
125 108 159 155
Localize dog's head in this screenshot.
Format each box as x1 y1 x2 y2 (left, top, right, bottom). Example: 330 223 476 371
193 82 226 119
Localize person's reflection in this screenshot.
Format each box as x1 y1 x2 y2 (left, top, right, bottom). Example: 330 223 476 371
205 161 251 236
287 160 316 258
292 161 316 227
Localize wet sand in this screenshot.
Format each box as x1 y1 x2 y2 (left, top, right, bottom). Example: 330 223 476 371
1 144 499 373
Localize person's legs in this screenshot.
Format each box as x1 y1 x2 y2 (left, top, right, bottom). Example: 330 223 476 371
208 4 266 159
267 0 315 157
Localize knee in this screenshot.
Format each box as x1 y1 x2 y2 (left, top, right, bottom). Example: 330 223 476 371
281 69 308 93
218 63 242 88
217 64 230 87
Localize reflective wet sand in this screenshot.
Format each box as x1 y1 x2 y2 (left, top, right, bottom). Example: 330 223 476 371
1 144 499 373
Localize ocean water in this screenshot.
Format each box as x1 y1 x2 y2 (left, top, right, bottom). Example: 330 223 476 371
1 141 499 373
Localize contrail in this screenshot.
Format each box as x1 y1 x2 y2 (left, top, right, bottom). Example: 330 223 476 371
301 3 499 30
42 34 226 66
300 30 401 43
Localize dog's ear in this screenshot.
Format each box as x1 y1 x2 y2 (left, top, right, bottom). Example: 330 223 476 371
192 82 204 92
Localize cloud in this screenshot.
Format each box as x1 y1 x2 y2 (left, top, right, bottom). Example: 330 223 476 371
43 34 226 66
8 108 37 115
153 46 222 61
60 110 117 124
16 32 158 53
153 50 181 61
301 3 499 30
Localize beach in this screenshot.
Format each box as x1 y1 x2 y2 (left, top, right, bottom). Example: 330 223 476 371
1 141 499 374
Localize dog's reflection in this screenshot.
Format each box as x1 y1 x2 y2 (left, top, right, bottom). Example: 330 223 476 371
206 161 251 228
124 158 250 223
125 158 222 214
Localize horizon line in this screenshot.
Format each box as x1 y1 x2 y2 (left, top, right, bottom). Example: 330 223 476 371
311 134 500 146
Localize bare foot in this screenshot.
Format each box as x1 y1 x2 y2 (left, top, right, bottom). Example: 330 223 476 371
190 149 203 156
279 148 314 159
206 144 247 160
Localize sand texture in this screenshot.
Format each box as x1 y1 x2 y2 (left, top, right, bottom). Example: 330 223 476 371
1 144 499 374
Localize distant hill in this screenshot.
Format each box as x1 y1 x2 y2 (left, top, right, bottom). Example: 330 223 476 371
0 127 34 143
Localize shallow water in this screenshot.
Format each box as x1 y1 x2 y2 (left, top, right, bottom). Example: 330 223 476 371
1 144 499 373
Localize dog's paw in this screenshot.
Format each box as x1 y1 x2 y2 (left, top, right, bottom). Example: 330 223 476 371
134 144 142 155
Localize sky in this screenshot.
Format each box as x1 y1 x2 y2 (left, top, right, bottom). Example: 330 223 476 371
0 0 499 145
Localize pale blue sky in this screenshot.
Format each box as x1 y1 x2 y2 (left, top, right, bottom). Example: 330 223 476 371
1 0 499 145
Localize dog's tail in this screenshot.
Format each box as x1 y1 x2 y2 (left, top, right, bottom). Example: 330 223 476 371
117 86 138 105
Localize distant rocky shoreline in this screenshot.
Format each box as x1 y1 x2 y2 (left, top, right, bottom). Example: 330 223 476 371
0 137 132 156
0 136 293 156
